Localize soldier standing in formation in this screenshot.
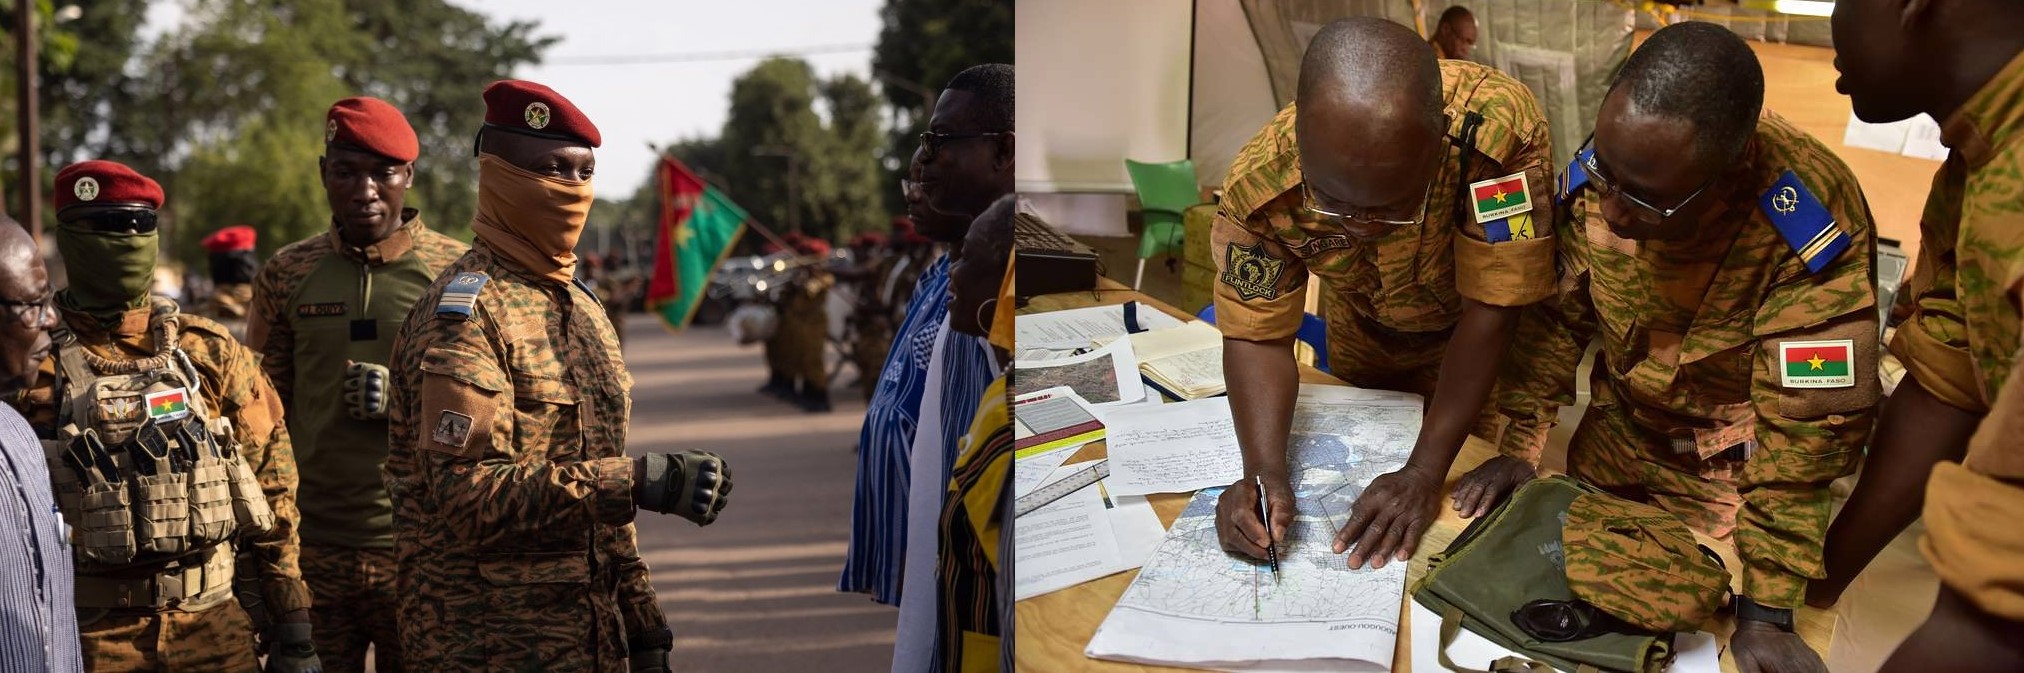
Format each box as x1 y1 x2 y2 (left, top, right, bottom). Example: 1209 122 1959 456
1825 0 2024 668
1478 24 1879 673
780 234 836 413
381 80 731 672
1209 18 1558 571
199 225 260 341
10 161 321 671
247 96 469 672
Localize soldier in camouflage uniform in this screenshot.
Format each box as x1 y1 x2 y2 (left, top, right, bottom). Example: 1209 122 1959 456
780 236 836 412
247 97 469 673
1209 18 1559 570
1475 25 1876 672
199 225 260 341
12 160 323 672
1827 3 2024 669
382 80 732 673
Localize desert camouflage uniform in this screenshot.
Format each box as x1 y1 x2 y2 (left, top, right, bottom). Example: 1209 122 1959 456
779 267 835 391
1486 111 1880 609
1211 60 1559 396
11 303 309 671
1895 51 2024 621
382 242 669 671
247 211 467 671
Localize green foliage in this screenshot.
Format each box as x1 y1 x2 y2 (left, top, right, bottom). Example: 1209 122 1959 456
6 0 552 263
870 0 1010 214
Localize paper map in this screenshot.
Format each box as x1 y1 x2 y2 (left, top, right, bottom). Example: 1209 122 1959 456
1086 387 1422 669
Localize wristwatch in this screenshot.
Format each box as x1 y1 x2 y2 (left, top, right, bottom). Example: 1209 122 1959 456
1734 596 1794 632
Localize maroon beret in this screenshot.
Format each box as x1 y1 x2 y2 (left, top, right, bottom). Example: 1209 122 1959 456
326 97 419 162
53 160 164 212
202 225 259 253
482 80 601 147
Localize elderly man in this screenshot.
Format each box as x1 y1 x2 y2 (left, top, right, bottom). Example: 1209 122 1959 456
382 80 732 672
248 96 469 672
1826 0 2024 669
0 216 80 673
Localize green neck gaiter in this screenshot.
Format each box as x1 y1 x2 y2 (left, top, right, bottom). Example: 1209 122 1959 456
54 224 159 316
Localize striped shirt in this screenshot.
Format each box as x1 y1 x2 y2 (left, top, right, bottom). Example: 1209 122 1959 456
0 403 82 673
840 255 998 604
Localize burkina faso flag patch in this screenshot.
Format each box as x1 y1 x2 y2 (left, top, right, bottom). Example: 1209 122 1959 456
1779 340 1854 389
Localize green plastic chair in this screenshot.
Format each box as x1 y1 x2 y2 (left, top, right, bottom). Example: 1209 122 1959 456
1125 159 1202 290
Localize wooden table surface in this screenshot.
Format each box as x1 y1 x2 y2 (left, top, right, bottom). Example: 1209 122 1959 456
1012 279 1833 672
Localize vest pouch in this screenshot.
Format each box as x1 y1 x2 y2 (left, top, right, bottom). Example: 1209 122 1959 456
47 431 138 566
178 421 238 547
1411 476 1675 673
126 421 192 556
225 452 276 537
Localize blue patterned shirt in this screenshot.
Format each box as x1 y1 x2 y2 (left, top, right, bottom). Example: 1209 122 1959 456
0 402 82 672
840 255 997 605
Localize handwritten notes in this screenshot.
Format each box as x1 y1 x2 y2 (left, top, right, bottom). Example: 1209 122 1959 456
1101 397 1243 496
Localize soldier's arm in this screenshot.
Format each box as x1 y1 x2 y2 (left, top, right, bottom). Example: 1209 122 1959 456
1209 207 1309 557
194 328 312 615
406 311 636 550
245 261 295 405
1740 271 1880 610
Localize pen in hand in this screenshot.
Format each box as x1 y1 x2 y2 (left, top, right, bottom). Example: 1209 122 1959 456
1254 475 1281 578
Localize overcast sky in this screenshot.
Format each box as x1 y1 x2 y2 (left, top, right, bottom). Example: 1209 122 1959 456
145 0 886 196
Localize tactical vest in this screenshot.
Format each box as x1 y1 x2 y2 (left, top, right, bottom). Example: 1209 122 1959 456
283 241 436 547
41 302 274 610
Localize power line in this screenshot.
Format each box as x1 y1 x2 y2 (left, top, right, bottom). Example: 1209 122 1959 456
545 43 873 66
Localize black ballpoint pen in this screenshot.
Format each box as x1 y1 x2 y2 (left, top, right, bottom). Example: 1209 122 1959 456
1254 474 1281 577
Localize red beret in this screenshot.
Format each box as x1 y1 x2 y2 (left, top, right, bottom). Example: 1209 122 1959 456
326 97 419 162
201 225 258 253
859 231 889 247
482 80 601 147
53 160 164 212
794 237 831 257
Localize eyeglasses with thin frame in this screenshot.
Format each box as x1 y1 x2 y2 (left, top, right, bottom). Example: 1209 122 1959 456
0 290 56 329
1578 136 1715 222
1303 179 1435 230
918 131 1007 159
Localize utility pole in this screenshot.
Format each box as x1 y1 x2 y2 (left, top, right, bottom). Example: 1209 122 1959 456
751 145 800 234
15 0 39 242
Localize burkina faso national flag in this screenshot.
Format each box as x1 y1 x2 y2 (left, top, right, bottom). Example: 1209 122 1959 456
146 389 189 420
1471 173 1532 222
1781 340 1854 388
646 155 749 330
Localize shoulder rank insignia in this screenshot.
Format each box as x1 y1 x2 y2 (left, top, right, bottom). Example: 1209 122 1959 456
436 272 489 319
1559 148 1593 203
1760 170 1848 274
1221 242 1286 302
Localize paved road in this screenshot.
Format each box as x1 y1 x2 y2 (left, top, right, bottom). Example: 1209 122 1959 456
620 313 895 673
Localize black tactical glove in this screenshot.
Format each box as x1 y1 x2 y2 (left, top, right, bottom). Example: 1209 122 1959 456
639 450 733 526
629 647 671 673
264 622 324 673
343 361 390 421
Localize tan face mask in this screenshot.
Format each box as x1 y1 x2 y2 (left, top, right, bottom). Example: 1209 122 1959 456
472 153 593 283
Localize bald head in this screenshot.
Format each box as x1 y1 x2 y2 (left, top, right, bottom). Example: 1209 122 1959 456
1295 18 1446 238
0 217 53 396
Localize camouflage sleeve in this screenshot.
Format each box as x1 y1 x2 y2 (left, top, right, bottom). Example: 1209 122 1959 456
1923 354 2024 620
404 311 636 551
186 323 311 614
612 524 672 650
1485 215 1594 462
1888 158 1981 411
1738 273 1880 609
246 262 293 405
1452 121 1558 308
1210 206 1309 341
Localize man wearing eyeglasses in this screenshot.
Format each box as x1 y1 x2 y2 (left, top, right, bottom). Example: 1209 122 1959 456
1478 24 1878 672
245 97 469 672
1827 0 2024 669
0 215 82 673
9 161 323 672
1210 18 1558 572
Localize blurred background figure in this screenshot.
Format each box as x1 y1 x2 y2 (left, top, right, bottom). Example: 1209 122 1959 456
199 224 259 339
1430 6 1478 60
